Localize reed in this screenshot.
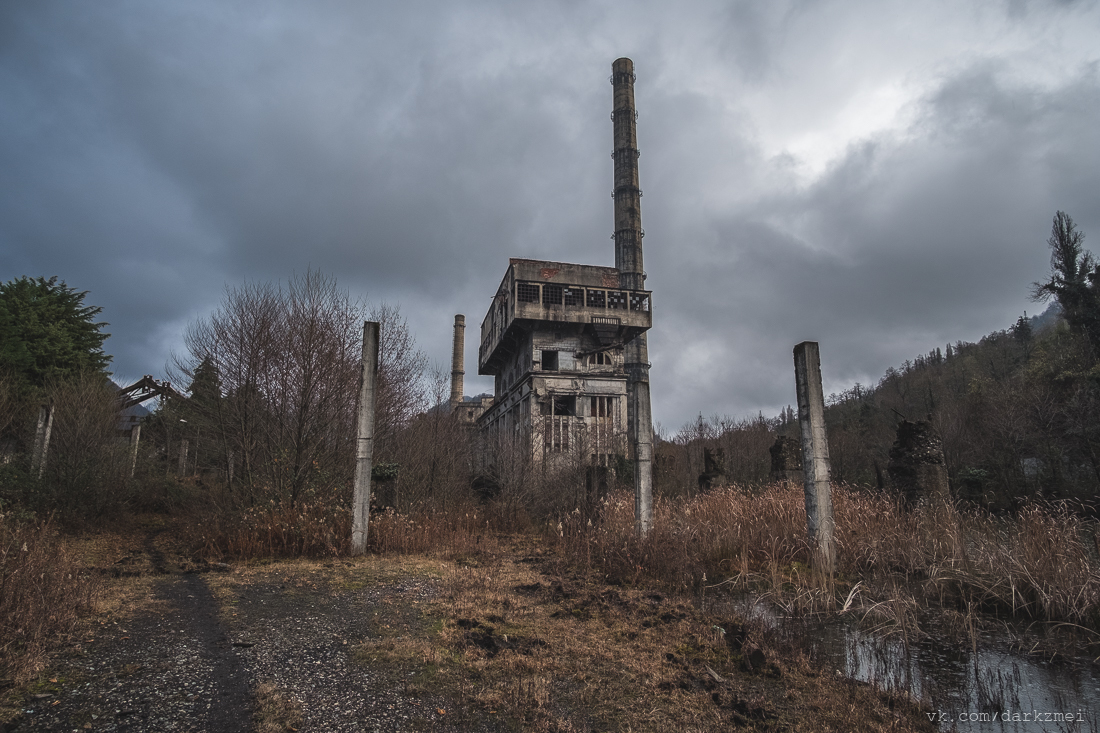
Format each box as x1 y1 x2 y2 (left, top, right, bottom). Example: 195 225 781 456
551 483 1100 626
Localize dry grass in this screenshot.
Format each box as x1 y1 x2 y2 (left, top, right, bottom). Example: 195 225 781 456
552 483 1100 628
0 515 100 684
344 547 933 732
196 497 352 560
253 681 304 733
194 493 504 563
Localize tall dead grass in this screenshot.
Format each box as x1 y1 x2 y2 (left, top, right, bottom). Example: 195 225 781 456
0 515 99 683
197 493 498 562
552 482 1100 625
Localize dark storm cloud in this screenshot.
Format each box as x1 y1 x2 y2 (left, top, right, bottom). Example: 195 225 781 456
648 59 1100 428
2 0 1098 429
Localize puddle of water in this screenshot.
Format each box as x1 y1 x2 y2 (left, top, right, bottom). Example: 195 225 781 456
718 595 1100 732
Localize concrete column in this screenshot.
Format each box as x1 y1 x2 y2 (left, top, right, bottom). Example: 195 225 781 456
793 341 835 572
450 314 465 410
129 423 142 478
31 404 54 478
629 358 654 536
352 321 380 555
178 439 189 477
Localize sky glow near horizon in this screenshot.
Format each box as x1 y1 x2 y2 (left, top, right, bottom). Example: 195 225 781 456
2 0 1099 433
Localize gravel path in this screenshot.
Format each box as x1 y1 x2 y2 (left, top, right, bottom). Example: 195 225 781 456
9 553 497 732
15 572 252 732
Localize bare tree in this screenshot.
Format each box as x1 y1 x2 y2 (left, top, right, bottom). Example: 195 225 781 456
173 270 427 505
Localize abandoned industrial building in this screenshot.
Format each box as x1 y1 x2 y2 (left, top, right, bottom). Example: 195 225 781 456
449 57 655 532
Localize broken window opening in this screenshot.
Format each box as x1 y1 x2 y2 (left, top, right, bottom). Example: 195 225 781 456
517 282 540 303
608 291 627 310
543 284 563 305
589 352 612 366
553 396 577 416
629 293 650 312
563 287 583 306
545 416 570 453
591 395 615 419
541 350 559 371
586 289 606 308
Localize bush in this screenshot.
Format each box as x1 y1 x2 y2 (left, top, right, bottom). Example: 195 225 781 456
0 515 98 683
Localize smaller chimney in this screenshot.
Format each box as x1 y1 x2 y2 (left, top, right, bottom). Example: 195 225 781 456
450 314 465 409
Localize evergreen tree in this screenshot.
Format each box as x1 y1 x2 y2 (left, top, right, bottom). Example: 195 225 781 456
1032 212 1100 352
0 276 111 392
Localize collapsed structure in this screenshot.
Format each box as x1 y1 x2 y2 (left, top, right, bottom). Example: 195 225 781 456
450 58 656 532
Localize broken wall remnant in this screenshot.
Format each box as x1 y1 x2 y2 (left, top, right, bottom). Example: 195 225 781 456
768 435 802 484
888 419 950 506
697 446 725 492
793 341 835 573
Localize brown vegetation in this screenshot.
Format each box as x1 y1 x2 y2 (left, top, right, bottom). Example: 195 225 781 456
552 483 1100 629
0 515 99 684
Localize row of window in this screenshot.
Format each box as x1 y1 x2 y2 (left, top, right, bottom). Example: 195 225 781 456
516 281 650 312
540 395 617 418
538 349 613 371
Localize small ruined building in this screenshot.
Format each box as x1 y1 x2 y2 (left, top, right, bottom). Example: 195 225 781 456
448 59 655 518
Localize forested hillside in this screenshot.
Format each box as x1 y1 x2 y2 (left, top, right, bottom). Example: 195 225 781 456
658 212 1100 510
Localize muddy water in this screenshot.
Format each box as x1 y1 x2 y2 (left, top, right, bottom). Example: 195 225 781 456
724 596 1100 732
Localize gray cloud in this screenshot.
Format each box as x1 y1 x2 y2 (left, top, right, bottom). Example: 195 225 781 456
2 0 1098 430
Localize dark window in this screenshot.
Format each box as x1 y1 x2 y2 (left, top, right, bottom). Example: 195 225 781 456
553 396 576 416
517 282 540 303
630 293 650 312
563 287 583 306
586 289 606 308
541 350 559 370
543 284 563 305
608 291 627 310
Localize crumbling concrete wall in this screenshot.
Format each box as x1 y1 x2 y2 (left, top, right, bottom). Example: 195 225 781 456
887 420 950 506
768 435 802 484
697 446 725 492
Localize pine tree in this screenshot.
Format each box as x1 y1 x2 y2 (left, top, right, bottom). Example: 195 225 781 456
0 276 110 393
1032 212 1100 352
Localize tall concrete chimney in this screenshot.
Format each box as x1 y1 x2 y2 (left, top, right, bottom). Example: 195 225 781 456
450 314 465 410
612 58 654 536
612 57 644 290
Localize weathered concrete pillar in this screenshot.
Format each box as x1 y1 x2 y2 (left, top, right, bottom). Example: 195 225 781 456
450 314 465 411
352 321 380 555
31 404 54 478
888 420 950 507
629 367 654 536
178 439 189 477
129 423 142 478
793 342 835 572
612 57 654 537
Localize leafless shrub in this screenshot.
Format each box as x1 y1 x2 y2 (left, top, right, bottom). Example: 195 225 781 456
0 515 99 683
37 373 131 515
382 367 474 510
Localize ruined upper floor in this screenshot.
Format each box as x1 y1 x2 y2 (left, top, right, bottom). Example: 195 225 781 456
478 258 652 377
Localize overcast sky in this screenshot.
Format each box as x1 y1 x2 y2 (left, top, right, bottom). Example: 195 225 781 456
2 0 1098 433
